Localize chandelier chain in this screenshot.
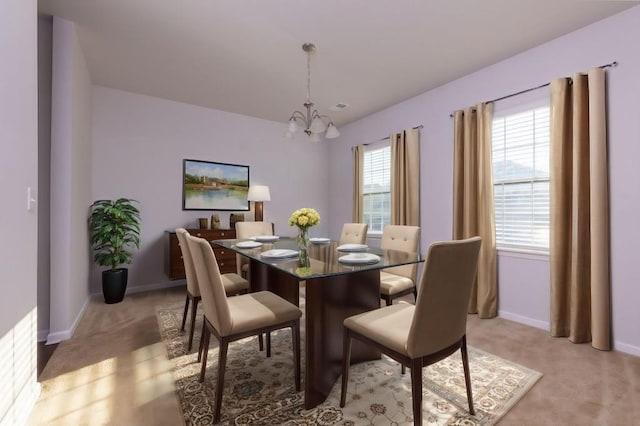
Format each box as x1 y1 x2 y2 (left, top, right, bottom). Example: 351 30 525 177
306 49 311 104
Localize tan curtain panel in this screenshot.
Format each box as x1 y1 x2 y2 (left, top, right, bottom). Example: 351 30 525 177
352 145 364 223
390 128 420 226
453 104 497 318
550 68 611 350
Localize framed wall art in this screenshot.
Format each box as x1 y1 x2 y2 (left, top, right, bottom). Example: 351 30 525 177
182 159 250 211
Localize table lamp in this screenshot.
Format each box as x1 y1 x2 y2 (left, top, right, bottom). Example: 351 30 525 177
247 185 271 222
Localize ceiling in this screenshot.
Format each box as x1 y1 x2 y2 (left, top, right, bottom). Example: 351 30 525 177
38 0 637 128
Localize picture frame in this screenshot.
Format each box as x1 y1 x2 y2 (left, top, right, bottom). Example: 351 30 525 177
182 159 250 211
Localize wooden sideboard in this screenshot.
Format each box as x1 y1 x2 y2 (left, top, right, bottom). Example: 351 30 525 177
165 228 237 280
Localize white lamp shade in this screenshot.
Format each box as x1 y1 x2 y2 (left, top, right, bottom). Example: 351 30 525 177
247 185 271 202
288 118 298 133
309 116 327 133
325 123 340 139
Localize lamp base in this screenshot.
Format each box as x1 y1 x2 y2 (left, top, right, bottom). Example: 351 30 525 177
254 201 264 222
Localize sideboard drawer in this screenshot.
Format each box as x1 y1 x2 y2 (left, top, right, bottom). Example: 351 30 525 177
165 228 237 280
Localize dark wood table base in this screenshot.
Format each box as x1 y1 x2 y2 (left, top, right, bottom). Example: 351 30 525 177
249 261 381 409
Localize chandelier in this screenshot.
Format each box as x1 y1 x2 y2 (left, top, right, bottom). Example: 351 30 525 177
285 43 340 141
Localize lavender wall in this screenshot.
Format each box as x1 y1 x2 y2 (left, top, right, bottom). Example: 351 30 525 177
0 0 40 423
48 17 92 343
328 6 640 355
90 87 330 294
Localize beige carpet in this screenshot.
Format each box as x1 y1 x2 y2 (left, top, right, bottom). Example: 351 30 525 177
157 301 541 425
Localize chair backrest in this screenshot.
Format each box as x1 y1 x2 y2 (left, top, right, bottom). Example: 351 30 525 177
381 225 420 280
235 221 274 239
235 221 274 274
339 223 368 245
186 235 233 335
175 228 200 297
406 237 482 358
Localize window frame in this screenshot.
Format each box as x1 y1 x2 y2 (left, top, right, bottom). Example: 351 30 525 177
492 94 550 255
361 140 391 237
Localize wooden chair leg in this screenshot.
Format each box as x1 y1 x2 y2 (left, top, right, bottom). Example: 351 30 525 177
292 321 301 392
258 333 264 351
199 326 211 383
384 296 392 306
340 329 353 408
266 332 272 357
197 320 206 362
461 336 475 415
213 338 229 424
401 364 406 375
180 294 190 331
413 286 417 302
410 358 422 426
188 298 199 351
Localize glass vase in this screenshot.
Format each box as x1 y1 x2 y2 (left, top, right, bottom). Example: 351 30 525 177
297 228 310 268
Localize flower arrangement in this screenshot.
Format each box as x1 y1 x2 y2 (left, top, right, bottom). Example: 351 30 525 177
289 208 320 268
288 207 321 231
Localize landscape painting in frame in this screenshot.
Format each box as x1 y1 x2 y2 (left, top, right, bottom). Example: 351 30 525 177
182 159 250 211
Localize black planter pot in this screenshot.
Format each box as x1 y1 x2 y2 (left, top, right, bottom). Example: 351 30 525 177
102 268 128 304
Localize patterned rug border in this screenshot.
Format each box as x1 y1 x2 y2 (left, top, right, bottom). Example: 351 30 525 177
155 301 542 425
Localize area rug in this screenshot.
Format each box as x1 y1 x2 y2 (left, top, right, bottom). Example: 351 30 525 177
157 298 541 425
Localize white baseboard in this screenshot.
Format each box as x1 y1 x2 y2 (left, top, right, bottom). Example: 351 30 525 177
37 329 49 342
126 280 185 295
498 309 549 331
499 310 640 358
46 296 90 345
614 341 640 357
90 279 185 298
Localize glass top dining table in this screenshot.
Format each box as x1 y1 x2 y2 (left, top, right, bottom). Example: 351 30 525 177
213 237 422 280
212 236 423 410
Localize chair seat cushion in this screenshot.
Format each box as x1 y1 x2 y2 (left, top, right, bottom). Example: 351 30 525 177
344 303 414 356
228 291 302 335
380 271 415 296
221 273 249 294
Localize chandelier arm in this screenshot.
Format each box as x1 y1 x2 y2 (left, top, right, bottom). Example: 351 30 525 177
285 42 339 140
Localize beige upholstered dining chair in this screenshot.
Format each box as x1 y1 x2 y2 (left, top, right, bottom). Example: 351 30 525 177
235 221 274 277
380 225 420 305
339 223 368 245
186 235 302 424
340 237 482 426
175 228 249 351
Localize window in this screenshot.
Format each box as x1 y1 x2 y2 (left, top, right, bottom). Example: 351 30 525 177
492 105 550 251
362 144 390 233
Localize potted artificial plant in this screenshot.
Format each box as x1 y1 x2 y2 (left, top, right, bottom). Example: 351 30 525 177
89 198 141 304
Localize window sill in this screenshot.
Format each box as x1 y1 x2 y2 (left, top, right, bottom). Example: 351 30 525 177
367 232 382 239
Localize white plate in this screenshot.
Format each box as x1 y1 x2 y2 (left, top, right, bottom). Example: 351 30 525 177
260 249 298 259
336 243 369 252
309 237 331 244
252 235 280 243
236 240 263 249
338 253 381 264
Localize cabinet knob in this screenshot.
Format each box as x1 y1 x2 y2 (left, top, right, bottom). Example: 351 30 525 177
196 233 202 237
220 262 225 266
221 232 225 237
221 250 225 255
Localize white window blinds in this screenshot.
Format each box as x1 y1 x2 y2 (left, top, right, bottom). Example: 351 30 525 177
362 144 391 233
492 106 550 250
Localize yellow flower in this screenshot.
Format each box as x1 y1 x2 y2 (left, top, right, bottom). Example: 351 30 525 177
288 207 320 230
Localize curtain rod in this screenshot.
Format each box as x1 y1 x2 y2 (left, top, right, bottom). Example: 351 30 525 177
359 125 423 147
448 60 618 117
